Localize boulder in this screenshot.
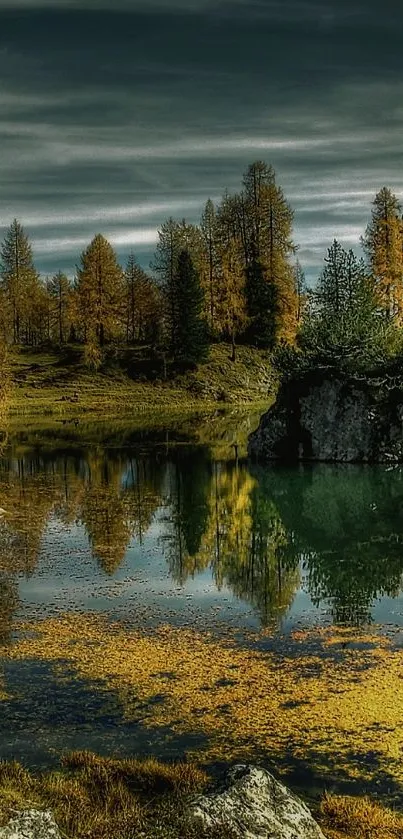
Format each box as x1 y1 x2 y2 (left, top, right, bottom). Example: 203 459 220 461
0 810 61 839
188 764 325 839
248 370 403 462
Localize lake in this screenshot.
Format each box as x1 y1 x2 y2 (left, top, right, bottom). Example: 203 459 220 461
1 414 403 804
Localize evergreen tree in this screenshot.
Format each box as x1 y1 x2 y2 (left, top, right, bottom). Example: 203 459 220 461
362 187 403 322
0 219 41 344
152 218 204 352
75 234 124 352
315 239 348 317
300 243 392 369
173 249 208 363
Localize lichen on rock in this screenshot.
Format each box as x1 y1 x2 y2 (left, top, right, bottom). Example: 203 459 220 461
188 764 326 839
0 810 61 839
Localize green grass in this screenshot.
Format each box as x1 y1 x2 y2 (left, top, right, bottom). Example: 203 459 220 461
7 343 274 419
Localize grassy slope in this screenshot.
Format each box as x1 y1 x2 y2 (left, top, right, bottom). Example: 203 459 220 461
8 344 274 419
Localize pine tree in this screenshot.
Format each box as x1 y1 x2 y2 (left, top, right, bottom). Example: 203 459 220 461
75 234 124 352
316 239 348 317
245 257 278 348
299 242 391 370
173 249 208 363
362 187 403 322
152 218 204 352
0 219 41 344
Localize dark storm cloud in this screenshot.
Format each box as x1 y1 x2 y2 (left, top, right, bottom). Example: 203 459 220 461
0 0 401 282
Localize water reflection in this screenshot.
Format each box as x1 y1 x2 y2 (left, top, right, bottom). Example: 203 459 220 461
1 440 403 636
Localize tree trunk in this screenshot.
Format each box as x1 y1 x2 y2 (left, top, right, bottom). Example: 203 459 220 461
231 331 236 362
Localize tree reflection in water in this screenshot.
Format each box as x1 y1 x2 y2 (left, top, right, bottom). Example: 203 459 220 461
0 439 403 632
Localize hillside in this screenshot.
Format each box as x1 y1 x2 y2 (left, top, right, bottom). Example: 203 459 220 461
8 343 274 420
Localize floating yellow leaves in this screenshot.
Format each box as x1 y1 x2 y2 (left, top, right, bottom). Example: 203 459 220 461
1 614 403 792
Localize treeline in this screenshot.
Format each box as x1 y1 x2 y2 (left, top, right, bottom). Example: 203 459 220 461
0 161 402 375
276 187 403 377
0 161 300 369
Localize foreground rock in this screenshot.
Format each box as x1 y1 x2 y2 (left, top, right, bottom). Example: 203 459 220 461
188 764 325 839
248 370 403 462
0 810 61 839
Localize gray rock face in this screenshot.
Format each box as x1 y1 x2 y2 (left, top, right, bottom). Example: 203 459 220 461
0 810 61 839
248 371 403 462
188 764 325 839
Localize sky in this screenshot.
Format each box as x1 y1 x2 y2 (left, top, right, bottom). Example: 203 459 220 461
0 0 402 284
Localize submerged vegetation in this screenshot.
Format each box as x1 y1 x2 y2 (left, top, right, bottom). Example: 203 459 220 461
2 615 403 796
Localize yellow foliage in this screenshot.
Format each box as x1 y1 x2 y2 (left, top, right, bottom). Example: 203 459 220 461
320 791 403 838
2 614 403 791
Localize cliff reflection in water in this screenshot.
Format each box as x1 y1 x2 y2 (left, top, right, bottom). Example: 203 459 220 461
1 440 403 637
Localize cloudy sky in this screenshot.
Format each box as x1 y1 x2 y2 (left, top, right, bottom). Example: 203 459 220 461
0 0 402 284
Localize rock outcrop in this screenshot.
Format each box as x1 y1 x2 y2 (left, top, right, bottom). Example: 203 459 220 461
0 810 61 839
188 764 325 839
248 370 403 462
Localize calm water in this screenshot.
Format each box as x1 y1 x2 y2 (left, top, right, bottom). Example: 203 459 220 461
1 418 403 791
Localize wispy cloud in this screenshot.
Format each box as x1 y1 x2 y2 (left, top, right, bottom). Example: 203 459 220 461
0 3 401 283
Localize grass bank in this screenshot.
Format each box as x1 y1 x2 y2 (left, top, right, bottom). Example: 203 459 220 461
0 751 401 839
7 343 274 420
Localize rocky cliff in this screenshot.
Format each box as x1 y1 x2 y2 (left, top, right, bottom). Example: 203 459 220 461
248 370 403 462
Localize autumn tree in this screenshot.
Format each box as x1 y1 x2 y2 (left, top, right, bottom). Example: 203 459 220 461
242 161 298 346
216 238 248 361
75 234 124 360
81 453 131 575
47 271 72 344
362 187 403 322
173 249 208 363
214 162 298 347
0 219 41 345
0 337 8 418
124 252 161 345
200 199 220 333
294 260 307 324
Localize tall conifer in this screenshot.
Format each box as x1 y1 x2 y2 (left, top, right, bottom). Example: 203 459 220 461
75 234 124 350
362 187 403 322
173 249 208 363
0 219 41 344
